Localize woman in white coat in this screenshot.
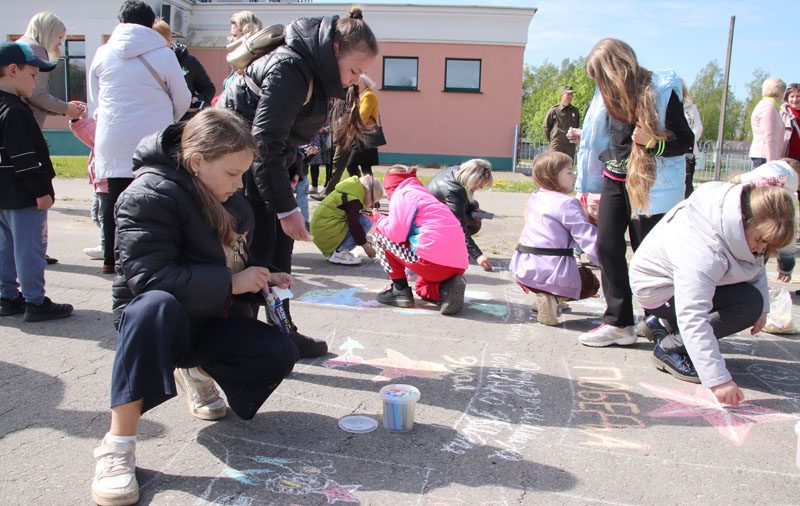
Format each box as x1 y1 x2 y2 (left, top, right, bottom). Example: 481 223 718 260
630 181 794 406
89 0 190 274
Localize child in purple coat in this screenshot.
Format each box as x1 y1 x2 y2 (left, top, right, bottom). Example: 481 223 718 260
510 152 600 325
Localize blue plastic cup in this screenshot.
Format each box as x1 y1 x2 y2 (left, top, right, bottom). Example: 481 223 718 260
379 384 421 432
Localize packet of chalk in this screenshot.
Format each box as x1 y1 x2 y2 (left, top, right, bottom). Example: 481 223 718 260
262 286 293 335
471 210 494 220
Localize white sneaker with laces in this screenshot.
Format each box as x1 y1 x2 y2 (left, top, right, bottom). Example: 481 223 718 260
84 246 104 260
578 323 637 347
174 367 227 420
91 439 138 506
328 250 361 265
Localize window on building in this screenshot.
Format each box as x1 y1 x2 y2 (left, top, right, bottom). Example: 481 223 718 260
382 57 418 91
444 58 481 93
49 38 87 103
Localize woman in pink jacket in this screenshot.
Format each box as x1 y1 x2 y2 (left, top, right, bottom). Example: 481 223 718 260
372 166 469 315
749 77 788 167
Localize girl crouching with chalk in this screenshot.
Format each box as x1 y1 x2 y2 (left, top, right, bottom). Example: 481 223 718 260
510 151 600 326
90 109 298 506
630 180 794 406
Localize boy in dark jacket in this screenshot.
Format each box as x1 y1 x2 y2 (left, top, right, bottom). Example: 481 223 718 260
0 42 72 321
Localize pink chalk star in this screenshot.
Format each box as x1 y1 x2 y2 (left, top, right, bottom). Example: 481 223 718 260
363 349 450 381
640 382 799 447
323 348 449 381
319 479 360 504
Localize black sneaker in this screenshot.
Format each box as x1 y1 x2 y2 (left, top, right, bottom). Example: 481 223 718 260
45 255 58 265
641 315 674 343
23 297 73 322
439 275 466 316
288 328 328 359
0 293 25 316
652 344 701 383
377 285 414 308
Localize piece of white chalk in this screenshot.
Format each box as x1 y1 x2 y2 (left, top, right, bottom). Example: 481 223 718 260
271 287 294 300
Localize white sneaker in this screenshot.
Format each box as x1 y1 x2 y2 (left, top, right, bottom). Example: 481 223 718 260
635 319 649 338
84 246 104 260
328 250 361 265
350 245 371 259
174 367 227 420
535 293 559 326
92 438 138 506
578 323 637 347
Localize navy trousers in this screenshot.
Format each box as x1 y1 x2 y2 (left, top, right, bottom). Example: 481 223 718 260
111 290 298 420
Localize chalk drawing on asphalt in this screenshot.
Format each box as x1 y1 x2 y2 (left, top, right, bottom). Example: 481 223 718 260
560 361 649 451
639 382 800 447
323 347 450 381
297 287 381 309
222 456 360 504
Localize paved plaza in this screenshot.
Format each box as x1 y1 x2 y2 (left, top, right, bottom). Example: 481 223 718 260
2 177 800 505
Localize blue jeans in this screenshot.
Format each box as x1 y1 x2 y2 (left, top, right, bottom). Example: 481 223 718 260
0 207 47 304
295 176 309 225
91 192 111 250
336 215 373 252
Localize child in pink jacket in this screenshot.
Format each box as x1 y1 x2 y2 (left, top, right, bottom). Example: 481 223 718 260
372 165 469 315
69 114 108 259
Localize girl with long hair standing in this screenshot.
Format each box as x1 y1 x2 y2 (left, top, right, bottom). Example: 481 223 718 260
575 38 694 347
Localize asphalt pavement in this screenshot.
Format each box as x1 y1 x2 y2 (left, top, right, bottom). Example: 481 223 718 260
1 177 799 505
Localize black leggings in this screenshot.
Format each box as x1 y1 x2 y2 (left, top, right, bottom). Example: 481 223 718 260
111 290 298 419
597 176 663 327
647 282 763 353
309 163 332 188
102 177 134 267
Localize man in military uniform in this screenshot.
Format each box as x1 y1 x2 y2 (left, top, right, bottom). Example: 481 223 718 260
543 85 580 160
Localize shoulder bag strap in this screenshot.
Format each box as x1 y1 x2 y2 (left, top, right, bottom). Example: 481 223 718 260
136 55 169 95
242 55 313 107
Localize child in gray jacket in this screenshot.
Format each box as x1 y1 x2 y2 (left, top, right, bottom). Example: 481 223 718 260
629 181 794 406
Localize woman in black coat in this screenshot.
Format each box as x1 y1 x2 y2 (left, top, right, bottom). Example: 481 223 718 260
91 109 298 506
426 159 495 271
241 6 379 357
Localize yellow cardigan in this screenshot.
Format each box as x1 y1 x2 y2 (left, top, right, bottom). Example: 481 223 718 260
359 90 379 126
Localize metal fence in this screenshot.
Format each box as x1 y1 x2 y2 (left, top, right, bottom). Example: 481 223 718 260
513 125 752 182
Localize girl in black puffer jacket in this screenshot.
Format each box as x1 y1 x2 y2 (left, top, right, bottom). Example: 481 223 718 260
91 109 298 506
232 7 379 358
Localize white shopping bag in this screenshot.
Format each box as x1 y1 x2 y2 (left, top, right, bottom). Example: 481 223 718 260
764 287 797 334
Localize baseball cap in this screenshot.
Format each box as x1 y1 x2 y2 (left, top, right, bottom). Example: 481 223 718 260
0 42 57 72
562 85 575 94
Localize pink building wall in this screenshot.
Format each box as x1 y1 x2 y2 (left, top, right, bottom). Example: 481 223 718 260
48 41 524 167
193 41 524 169
370 42 523 162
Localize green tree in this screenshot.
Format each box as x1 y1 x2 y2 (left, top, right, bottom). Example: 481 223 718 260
739 68 769 142
689 60 745 143
520 58 593 141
